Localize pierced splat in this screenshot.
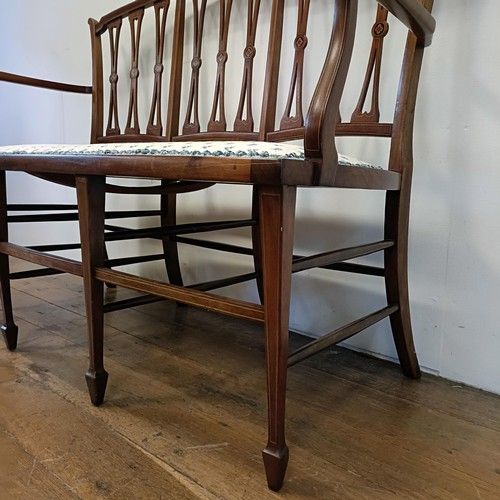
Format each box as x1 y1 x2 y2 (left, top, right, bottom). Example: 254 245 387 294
147 1 170 136
233 0 261 133
182 0 207 135
350 6 389 123
125 8 145 135
279 0 310 131
106 19 122 136
207 0 233 133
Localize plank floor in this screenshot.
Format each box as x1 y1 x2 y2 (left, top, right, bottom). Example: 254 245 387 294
1 260 500 499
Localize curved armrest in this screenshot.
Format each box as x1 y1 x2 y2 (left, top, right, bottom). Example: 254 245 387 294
0 71 92 94
376 0 435 47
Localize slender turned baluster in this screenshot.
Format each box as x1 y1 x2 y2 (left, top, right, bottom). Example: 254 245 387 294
125 8 145 134
280 0 310 130
76 175 108 406
182 0 207 135
0 171 18 350
259 185 296 492
207 0 233 132
234 0 261 132
106 19 122 136
351 5 389 123
147 1 170 136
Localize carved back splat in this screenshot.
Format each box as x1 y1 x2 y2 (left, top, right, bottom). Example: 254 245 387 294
182 0 207 135
106 19 122 136
147 1 170 136
234 0 261 133
207 0 233 133
280 0 310 131
125 9 145 135
89 0 430 151
351 5 389 123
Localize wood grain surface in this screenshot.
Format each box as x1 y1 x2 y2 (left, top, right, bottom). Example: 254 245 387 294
1 260 500 499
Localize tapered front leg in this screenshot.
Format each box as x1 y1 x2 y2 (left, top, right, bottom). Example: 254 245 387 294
76 175 108 405
0 171 18 350
259 185 296 491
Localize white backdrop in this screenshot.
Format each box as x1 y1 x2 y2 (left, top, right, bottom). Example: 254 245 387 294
1 0 499 394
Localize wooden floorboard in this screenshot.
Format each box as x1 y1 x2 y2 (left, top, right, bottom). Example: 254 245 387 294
1 262 500 499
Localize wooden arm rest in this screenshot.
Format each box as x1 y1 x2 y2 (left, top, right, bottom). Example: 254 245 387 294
376 0 435 46
0 71 92 94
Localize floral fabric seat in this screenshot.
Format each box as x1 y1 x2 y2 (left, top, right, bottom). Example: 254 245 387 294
0 141 379 169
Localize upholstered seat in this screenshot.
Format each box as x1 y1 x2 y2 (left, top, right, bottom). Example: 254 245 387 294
0 141 379 168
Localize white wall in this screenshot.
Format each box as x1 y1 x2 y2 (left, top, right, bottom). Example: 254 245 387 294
1 1 499 394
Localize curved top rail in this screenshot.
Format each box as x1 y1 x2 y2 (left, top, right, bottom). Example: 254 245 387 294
95 0 156 34
0 72 92 94
95 0 435 44
376 0 435 46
